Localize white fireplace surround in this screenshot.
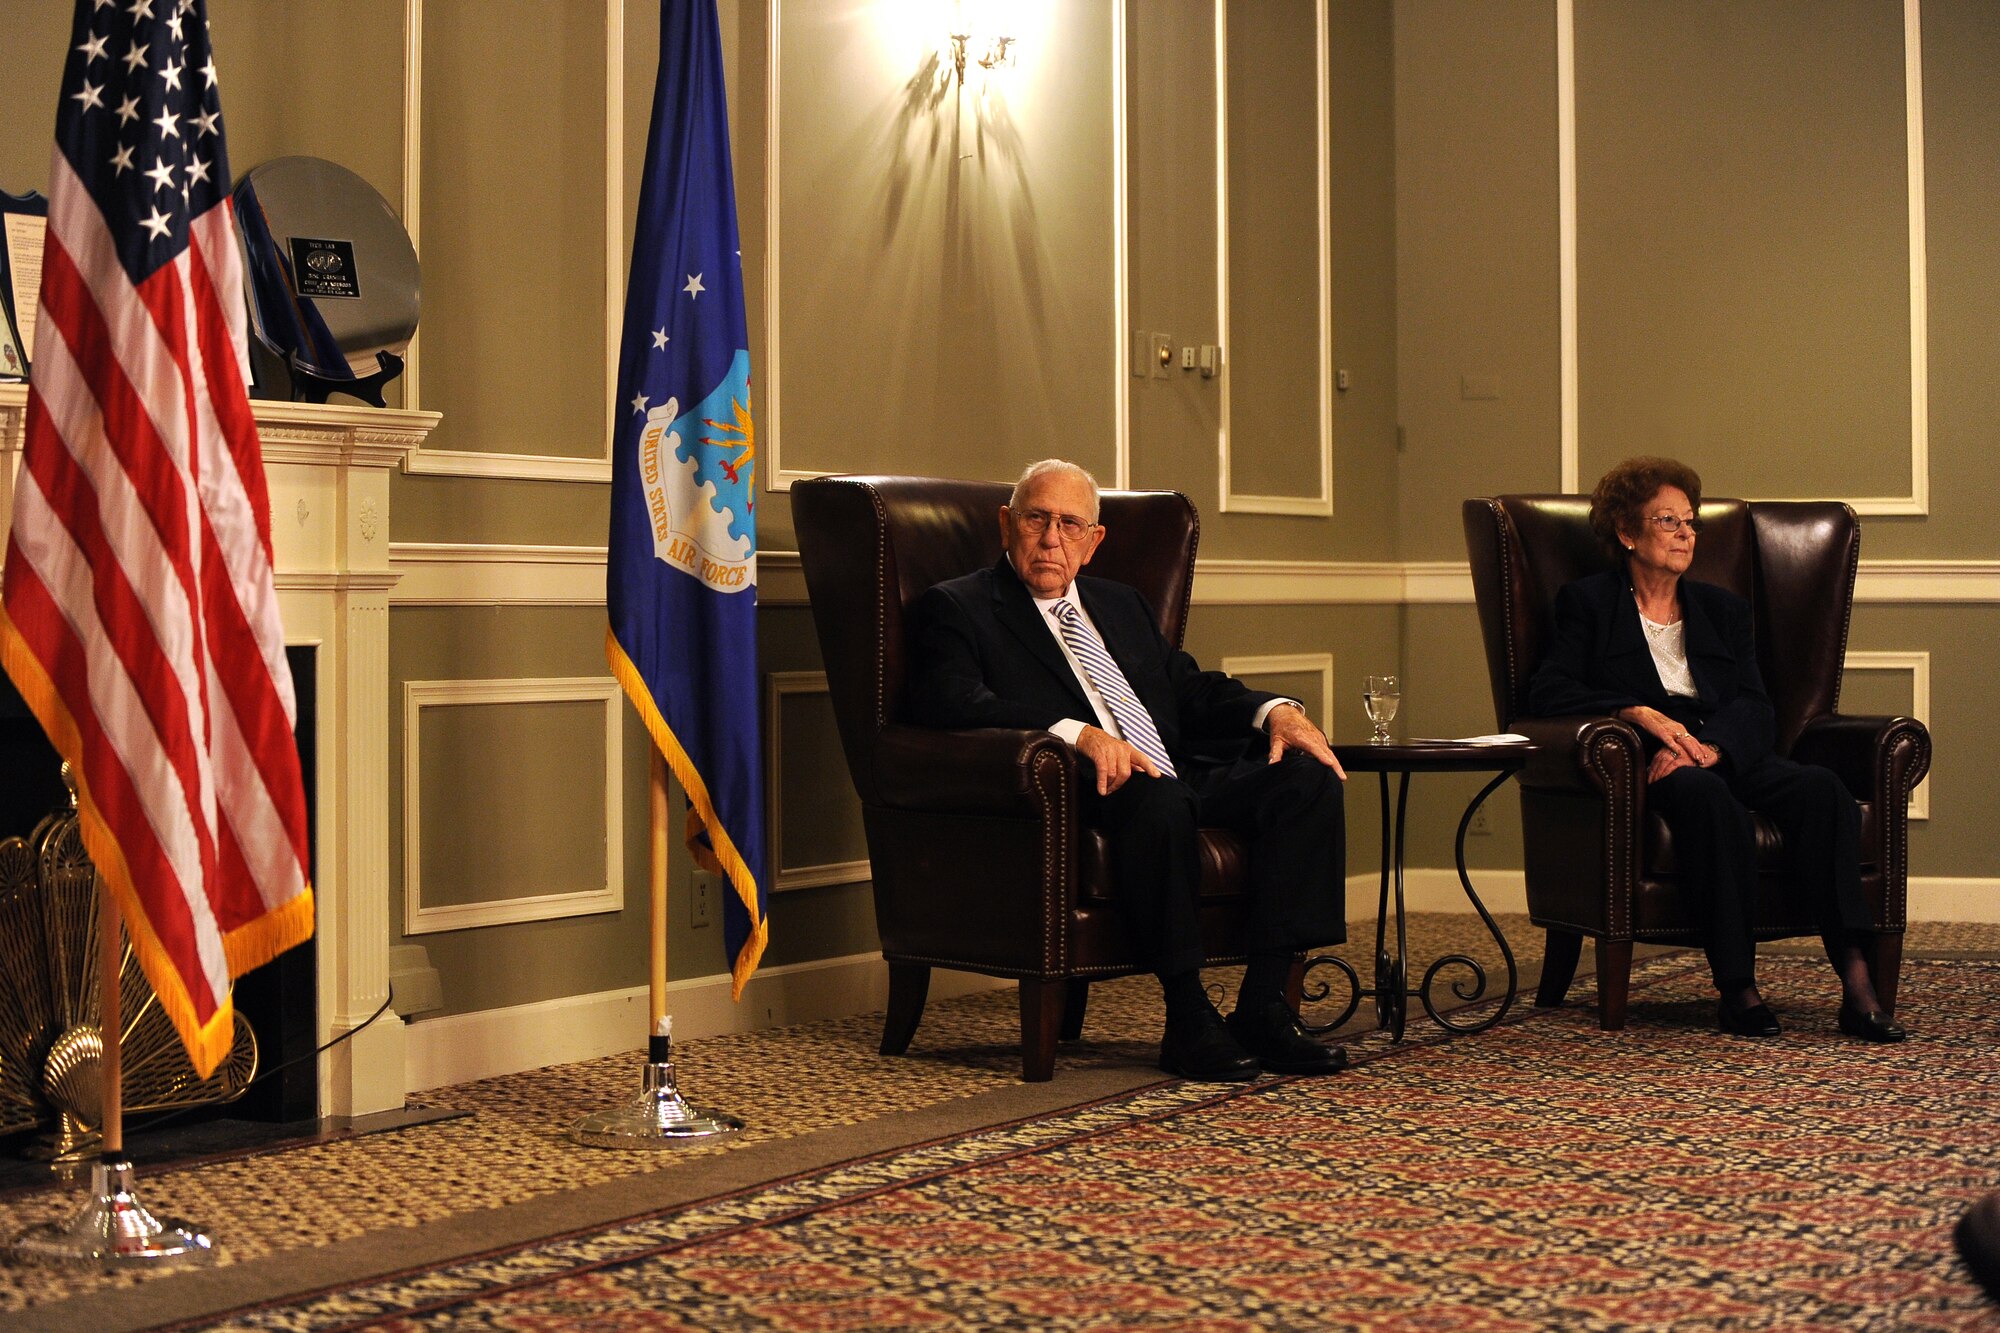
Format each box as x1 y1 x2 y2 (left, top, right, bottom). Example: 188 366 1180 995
0 382 436 1117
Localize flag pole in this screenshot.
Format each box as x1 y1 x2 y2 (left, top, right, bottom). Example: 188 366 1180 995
98 879 122 1162
570 742 744 1148
11 868 217 1267
650 748 670 1034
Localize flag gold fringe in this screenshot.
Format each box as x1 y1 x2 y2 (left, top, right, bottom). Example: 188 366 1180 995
606 626 769 997
222 885 315 978
0 606 260 1079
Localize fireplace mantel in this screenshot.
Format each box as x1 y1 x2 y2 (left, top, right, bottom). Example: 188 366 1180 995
1 382 438 1117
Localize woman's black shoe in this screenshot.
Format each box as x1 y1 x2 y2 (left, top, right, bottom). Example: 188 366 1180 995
1837 1004 1907 1043
1717 997 1781 1037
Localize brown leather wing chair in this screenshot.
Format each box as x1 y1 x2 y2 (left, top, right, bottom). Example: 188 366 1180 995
793 475 1269 1081
1462 495 1931 1028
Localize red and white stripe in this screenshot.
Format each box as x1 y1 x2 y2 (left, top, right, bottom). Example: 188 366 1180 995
2 151 310 1070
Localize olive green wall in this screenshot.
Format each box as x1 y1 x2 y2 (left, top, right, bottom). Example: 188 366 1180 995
4 1 1992 1028
1389 0 1995 885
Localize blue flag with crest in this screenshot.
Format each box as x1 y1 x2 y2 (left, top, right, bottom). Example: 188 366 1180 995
607 0 766 995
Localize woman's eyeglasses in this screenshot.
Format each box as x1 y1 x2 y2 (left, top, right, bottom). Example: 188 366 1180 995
1644 514 1703 535
1014 510 1096 543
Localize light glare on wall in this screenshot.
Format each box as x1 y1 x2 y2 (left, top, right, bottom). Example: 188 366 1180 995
946 0 1016 84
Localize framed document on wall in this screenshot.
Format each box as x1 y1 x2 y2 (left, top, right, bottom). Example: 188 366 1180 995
0 190 49 381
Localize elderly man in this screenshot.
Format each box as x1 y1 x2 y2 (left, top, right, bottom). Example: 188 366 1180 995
907 459 1349 1081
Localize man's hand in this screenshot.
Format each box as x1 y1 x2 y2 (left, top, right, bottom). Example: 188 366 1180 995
1266 703 1346 779
1074 725 1162 795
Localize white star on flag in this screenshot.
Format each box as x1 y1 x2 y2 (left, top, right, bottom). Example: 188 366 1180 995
122 41 148 72
72 81 105 111
115 94 140 124
630 393 650 415
161 58 183 91
683 273 704 299
78 32 109 62
109 143 136 174
143 159 175 192
652 328 669 349
153 107 180 139
138 205 172 238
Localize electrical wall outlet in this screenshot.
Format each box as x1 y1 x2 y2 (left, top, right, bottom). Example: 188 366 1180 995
1468 806 1493 836
691 873 715 928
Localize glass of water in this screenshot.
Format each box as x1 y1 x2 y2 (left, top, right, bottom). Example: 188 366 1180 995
1362 674 1400 745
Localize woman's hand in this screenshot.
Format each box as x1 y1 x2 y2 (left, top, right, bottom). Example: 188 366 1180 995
1620 705 1719 781
1647 745 1693 783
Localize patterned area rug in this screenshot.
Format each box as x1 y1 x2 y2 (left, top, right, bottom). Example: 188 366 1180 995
148 954 2000 1331
0 911 1545 1318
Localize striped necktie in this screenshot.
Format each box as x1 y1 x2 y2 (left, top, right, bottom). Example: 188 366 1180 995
1049 599 1178 779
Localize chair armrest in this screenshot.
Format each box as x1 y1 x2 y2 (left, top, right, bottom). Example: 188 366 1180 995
872 725 1077 815
1791 714 1932 803
1514 715 1645 796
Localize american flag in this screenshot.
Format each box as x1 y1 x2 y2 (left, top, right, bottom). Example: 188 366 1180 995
0 0 312 1078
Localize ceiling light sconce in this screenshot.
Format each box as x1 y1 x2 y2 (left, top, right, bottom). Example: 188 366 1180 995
947 21 1016 84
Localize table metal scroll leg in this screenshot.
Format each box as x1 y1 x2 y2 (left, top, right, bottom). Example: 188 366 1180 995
1372 771 1392 1029
1418 769 1521 1034
1390 771 1411 1042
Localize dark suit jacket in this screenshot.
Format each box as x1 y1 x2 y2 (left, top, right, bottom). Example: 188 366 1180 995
1528 568 1776 770
906 557 1278 783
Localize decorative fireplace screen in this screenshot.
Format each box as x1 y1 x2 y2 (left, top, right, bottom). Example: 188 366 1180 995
0 780 257 1161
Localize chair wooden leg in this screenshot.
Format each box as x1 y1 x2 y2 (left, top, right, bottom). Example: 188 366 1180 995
1059 978 1090 1042
880 963 930 1056
1536 929 1583 1008
1594 938 1633 1030
1020 979 1065 1082
1872 931 1905 1015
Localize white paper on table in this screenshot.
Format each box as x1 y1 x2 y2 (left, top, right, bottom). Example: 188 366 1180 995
4 213 45 360
1409 733 1531 745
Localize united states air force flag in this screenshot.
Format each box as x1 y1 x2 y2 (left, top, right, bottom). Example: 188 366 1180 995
606 0 766 996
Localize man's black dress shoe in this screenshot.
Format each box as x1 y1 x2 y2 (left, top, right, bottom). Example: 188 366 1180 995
1956 1191 2000 1302
1837 1004 1908 1043
1225 999 1348 1076
1158 1010 1259 1082
1717 997 1781 1037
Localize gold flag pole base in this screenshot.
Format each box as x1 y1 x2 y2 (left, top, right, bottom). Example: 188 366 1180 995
569 1029 745 1149
11 1156 217 1268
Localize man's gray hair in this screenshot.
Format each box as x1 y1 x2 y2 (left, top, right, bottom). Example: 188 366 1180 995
1009 459 1101 522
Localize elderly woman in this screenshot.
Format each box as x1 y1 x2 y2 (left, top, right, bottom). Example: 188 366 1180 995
1528 457 1904 1042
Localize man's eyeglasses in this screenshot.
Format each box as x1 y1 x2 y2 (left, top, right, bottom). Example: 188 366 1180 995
1643 514 1703 536
1014 509 1096 543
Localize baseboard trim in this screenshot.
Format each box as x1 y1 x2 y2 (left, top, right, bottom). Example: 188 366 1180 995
1903 877 2000 924
410 873 1997 1090
1352 870 1999 926
403 951 1011 1093
1357 868 1530 917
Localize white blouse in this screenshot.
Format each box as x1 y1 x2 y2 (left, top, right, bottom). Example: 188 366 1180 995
1640 613 1700 699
